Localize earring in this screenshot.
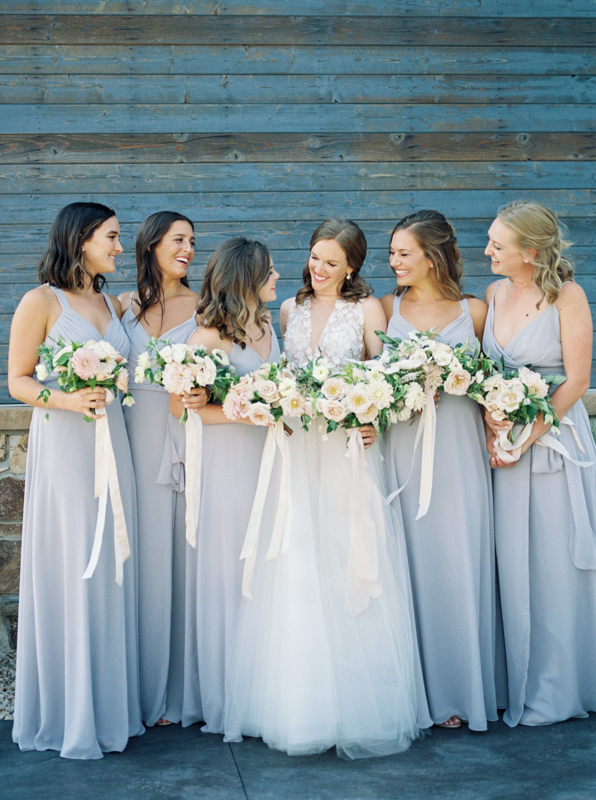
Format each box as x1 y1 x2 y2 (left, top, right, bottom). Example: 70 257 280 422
346 272 352 281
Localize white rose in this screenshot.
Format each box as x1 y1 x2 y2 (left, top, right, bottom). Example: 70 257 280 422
137 352 151 370
171 343 188 364
248 402 276 426
444 368 472 396
489 408 508 421
86 340 118 360
321 376 347 400
193 356 217 386
344 384 372 414
356 404 379 424
432 342 454 367
254 379 280 403
483 374 506 392
35 363 49 381
316 398 348 423
495 385 525 413
159 345 174 364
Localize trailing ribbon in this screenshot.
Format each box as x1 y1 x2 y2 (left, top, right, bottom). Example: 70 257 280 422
495 416 593 468
345 429 385 617
184 409 203 548
83 394 131 585
240 419 290 599
385 378 437 520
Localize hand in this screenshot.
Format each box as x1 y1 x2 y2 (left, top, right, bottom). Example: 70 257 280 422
484 407 512 434
63 386 107 417
358 424 377 450
181 387 209 412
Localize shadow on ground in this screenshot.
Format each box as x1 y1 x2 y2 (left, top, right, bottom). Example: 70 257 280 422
2 715 596 800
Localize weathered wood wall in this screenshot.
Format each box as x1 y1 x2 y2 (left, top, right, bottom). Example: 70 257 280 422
0 1 594 401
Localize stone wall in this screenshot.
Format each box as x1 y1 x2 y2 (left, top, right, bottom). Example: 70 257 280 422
1 394 596 655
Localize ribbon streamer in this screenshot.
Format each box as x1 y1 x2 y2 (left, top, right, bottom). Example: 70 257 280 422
345 429 385 617
240 419 290 600
184 409 203 547
83 400 131 585
385 379 437 520
495 416 593 468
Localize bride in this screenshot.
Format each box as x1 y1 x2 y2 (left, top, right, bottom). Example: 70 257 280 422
223 219 431 759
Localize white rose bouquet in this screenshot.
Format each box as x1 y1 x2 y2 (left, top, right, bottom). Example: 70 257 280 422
222 358 297 430
36 337 134 421
293 355 397 435
135 337 238 422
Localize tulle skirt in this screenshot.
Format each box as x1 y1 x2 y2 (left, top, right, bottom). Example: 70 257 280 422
223 423 427 759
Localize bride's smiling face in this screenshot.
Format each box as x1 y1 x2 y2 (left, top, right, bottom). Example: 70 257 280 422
308 238 352 296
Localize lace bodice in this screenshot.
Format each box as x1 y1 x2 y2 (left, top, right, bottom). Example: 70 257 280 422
284 297 365 368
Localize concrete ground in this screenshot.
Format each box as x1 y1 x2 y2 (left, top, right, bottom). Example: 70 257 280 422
2 716 596 800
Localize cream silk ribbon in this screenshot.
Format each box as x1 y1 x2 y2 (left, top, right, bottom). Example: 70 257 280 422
346 429 385 617
82 394 131 586
184 409 203 548
495 416 593 467
240 419 291 600
385 378 437 520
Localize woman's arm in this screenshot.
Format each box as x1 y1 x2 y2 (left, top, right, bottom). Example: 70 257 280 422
117 291 132 315
280 297 294 340
108 294 123 320
379 294 395 325
363 296 388 358
467 297 488 342
8 287 107 416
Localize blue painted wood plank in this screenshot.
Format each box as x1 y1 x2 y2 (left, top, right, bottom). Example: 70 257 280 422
5 104 595 134
2 162 595 195
1 45 592 76
4 1 596 17
3 74 595 105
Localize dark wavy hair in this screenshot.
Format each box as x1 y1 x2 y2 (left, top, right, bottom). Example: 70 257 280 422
134 210 194 321
390 210 466 299
38 202 116 292
196 237 272 347
296 218 372 305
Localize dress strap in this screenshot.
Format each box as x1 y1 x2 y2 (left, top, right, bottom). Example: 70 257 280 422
392 293 402 316
458 297 470 314
48 285 70 310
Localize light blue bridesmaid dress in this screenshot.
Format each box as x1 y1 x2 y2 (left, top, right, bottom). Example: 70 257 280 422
159 326 281 734
484 280 596 727
13 287 143 759
383 293 498 730
121 299 198 726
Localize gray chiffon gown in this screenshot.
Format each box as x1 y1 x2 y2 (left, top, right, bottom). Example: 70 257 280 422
159 328 281 733
121 300 198 726
484 280 596 727
13 286 144 759
383 294 498 730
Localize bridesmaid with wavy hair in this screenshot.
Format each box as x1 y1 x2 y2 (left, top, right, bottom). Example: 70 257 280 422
483 200 596 727
10 202 143 759
163 237 281 735
381 210 498 732
118 210 206 728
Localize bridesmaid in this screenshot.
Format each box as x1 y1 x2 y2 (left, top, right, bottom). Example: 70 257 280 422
483 200 596 726
9 202 143 759
118 211 206 728
165 237 281 734
381 210 498 731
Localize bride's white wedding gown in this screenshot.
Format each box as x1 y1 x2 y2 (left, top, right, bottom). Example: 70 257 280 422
223 297 431 759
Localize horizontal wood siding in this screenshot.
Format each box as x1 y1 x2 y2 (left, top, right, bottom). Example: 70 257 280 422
0 3 594 400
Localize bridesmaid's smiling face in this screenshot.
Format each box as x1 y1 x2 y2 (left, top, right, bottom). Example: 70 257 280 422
259 262 280 303
82 216 123 276
154 220 195 281
308 239 352 296
389 229 434 287
485 217 528 277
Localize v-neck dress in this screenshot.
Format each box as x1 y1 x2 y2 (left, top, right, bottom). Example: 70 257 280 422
13 286 143 759
121 301 198 726
383 294 498 730
483 281 596 727
223 297 431 759
158 326 281 734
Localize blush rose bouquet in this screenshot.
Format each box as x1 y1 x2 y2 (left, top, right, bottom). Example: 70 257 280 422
222 357 298 430
135 337 238 422
36 337 134 421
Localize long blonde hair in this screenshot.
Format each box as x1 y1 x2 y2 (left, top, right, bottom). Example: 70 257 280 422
196 237 271 346
497 200 574 306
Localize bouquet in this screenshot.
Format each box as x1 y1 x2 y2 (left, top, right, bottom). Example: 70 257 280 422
135 337 238 422
222 358 298 429
292 354 397 435
36 337 134 421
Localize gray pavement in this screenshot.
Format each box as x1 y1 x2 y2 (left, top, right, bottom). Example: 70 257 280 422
2 716 596 800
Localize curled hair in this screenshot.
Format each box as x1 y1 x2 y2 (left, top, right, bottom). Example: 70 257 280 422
38 202 116 292
497 200 574 306
134 210 194 321
296 218 372 305
390 210 465 300
196 237 272 347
